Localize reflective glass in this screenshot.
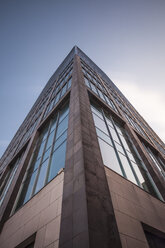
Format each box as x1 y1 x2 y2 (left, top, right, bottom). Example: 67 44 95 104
108 126 120 143
59 104 69 123
67 78 72 89
98 138 122 175
118 152 137 184
118 134 130 152
97 89 105 101
60 83 67 98
93 114 108 134
54 91 61 105
96 128 112 146
90 83 98 95
105 116 113 128
84 77 90 88
91 105 103 119
23 170 37 204
115 141 125 154
127 151 136 163
54 130 67 150
32 158 41 172
132 162 145 186
37 140 46 160
50 116 57 132
34 159 48 194
56 116 68 139
42 147 51 163
46 131 54 150
48 142 66 182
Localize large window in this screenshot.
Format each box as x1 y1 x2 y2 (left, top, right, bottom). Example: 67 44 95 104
91 102 163 200
142 143 165 179
15 102 69 210
0 152 24 206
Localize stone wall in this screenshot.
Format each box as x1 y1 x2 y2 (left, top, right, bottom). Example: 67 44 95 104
0 172 64 248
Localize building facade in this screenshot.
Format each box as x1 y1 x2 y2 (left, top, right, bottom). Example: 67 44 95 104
0 46 165 248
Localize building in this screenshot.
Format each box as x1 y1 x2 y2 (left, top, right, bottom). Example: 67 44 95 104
0 46 165 248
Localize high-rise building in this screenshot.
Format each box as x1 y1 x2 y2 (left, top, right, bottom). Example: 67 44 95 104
0 46 165 248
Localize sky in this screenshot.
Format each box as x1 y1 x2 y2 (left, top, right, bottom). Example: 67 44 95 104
0 0 165 157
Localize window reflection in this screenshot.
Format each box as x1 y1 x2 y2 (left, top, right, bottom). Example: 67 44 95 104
91 102 163 200
15 102 69 210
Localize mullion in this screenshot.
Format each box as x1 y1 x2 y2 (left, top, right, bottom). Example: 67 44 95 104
30 121 52 197
101 109 126 178
111 119 141 186
45 112 61 184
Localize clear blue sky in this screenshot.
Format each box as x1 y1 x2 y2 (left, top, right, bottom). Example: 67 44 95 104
0 0 165 157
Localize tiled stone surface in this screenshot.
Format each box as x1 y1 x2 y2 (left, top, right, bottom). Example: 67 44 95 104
59 55 122 248
0 172 64 248
106 167 165 247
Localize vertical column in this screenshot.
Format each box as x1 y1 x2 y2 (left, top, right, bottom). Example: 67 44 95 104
59 55 122 248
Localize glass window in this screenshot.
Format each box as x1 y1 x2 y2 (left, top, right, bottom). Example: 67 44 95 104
90 82 98 95
15 103 69 210
59 104 69 123
97 89 105 102
45 131 54 149
60 83 67 98
67 77 72 89
56 115 68 139
98 138 122 175
48 142 66 182
93 114 108 134
118 152 137 184
54 91 61 105
0 154 24 206
96 128 112 146
91 103 103 118
91 101 163 200
34 159 48 194
84 77 90 88
54 130 67 150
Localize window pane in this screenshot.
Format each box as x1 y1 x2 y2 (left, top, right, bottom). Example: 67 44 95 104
127 151 136 163
50 116 57 132
118 152 137 184
119 134 130 152
67 78 72 89
91 105 103 119
97 89 105 101
90 83 98 95
108 126 120 143
32 158 41 172
59 104 69 123
93 114 108 134
96 128 112 146
115 141 125 154
54 91 61 105
34 159 48 194
132 162 145 186
61 83 67 97
105 116 113 128
98 138 122 175
36 140 46 160
84 77 90 88
42 147 51 163
54 130 67 150
42 127 49 141
17 170 37 208
23 171 37 204
48 142 66 182
56 116 68 139
46 131 54 150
